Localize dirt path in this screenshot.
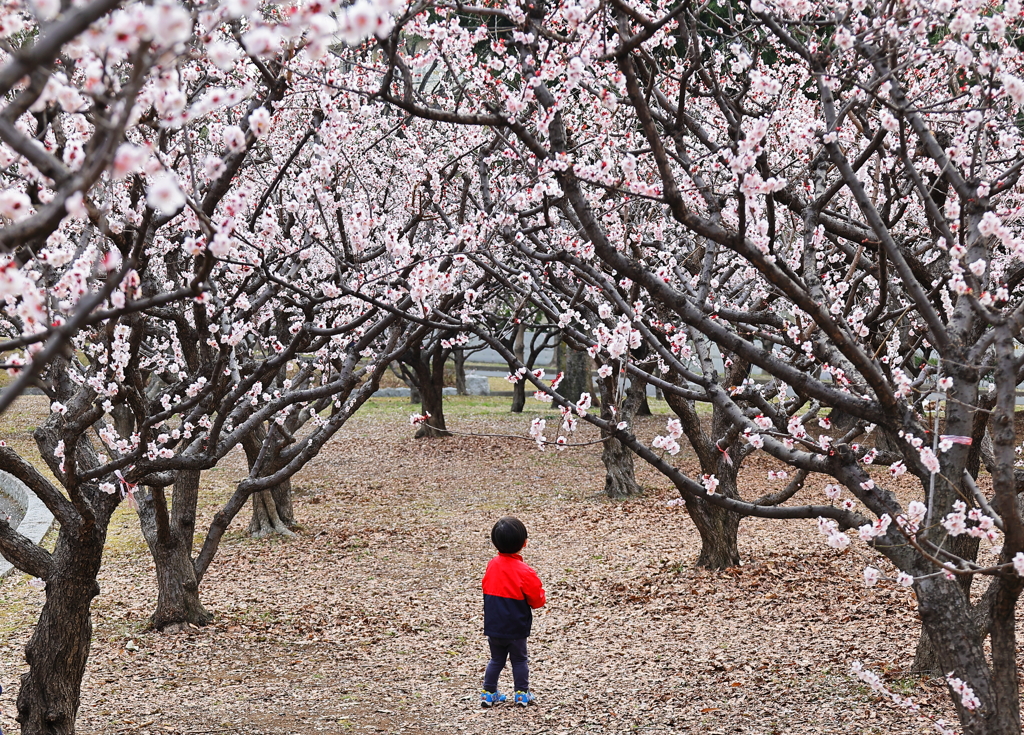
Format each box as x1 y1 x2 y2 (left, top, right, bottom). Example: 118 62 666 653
0 397 991 734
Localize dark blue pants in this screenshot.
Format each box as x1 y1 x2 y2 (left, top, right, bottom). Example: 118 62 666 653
483 637 529 693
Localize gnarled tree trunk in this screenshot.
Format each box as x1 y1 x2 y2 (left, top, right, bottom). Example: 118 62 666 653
914 574 1023 734
415 369 449 437
601 435 639 498
146 528 213 630
243 427 296 538
913 530 981 673
597 370 642 499
16 529 104 735
401 339 450 438
247 484 295 538
635 381 652 416
137 471 214 629
914 405 992 673
663 389 743 570
688 472 742 569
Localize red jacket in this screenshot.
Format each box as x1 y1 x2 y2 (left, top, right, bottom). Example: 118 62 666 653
482 552 546 639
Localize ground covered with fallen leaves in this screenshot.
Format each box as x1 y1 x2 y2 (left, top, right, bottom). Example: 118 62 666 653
0 395 1010 734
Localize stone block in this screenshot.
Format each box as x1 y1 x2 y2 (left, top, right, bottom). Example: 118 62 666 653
466 373 491 396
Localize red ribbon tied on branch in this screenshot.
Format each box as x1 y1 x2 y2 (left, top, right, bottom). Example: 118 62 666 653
715 439 732 466
114 469 139 511
940 435 973 445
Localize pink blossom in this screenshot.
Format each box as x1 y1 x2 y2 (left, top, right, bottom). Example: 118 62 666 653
146 174 185 214
1003 73 1024 104
33 0 60 21
0 189 32 221
242 27 280 57
148 2 192 47
112 144 146 180
816 517 849 550
65 192 87 219
942 503 968 536
206 41 239 71
834 26 854 51
946 674 980 711
223 126 247 153
919 446 941 474
248 107 273 138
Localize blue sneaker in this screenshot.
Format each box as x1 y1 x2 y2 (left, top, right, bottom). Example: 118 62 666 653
480 690 506 708
514 691 535 707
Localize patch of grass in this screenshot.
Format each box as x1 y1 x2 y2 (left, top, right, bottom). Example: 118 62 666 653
0 584 40 637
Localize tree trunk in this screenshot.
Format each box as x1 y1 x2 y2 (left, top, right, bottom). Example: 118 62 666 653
561 347 590 405
511 324 526 413
915 407 992 673
826 407 858 436
16 530 103 735
634 377 652 416
662 389 743 570
415 375 449 437
511 380 526 413
912 629 942 676
601 435 640 498
147 529 214 629
914 574 1022 734
136 472 214 629
247 487 296 539
271 480 294 526
913 530 981 673
598 374 642 499
413 343 450 438
688 481 742 570
454 348 468 395
242 429 296 538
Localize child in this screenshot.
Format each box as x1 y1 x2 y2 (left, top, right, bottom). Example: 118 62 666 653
480 516 546 708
